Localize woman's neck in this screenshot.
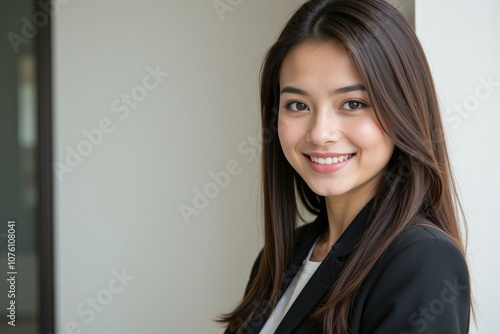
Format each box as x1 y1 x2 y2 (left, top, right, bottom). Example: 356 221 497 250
322 180 379 250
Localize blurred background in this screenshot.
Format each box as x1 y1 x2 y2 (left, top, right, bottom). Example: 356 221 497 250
0 0 498 333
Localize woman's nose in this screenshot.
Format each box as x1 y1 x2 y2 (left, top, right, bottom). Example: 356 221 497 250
306 107 341 145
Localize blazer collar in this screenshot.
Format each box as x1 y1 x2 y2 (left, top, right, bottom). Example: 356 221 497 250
272 198 376 333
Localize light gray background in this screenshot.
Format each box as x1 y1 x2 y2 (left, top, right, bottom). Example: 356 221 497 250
52 0 499 333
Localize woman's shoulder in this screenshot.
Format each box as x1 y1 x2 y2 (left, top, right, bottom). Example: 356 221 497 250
383 222 466 264
355 223 471 333
365 221 470 298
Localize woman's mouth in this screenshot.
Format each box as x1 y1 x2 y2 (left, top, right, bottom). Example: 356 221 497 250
303 153 356 174
307 153 355 165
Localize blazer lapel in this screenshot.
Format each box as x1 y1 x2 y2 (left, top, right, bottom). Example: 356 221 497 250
274 199 375 334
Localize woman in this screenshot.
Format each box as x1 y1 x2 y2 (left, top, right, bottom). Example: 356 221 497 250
218 0 474 333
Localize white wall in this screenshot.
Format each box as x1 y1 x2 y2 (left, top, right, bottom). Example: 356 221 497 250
416 1 500 333
53 0 499 333
53 1 304 333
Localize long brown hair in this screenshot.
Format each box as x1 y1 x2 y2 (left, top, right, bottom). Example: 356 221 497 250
218 0 475 332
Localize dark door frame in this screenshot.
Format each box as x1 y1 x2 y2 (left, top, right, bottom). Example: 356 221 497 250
35 0 55 333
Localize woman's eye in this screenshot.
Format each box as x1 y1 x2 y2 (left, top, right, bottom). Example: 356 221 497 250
341 100 365 111
285 101 308 112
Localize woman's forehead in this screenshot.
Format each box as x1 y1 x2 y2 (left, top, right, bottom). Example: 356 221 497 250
279 41 365 93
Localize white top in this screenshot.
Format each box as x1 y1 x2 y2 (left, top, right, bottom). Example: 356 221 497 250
260 238 322 333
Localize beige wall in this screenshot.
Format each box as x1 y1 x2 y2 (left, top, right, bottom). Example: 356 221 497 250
53 0 302 333
416 1 500 333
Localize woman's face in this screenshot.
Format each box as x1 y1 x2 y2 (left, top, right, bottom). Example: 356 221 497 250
278 40 395 202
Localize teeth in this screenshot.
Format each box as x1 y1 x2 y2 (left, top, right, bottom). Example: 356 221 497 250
310 154 353 165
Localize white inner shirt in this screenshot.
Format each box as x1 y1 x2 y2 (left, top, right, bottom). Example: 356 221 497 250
260 237 322 333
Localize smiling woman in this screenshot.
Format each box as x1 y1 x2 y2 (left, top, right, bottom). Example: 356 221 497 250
278 41 395 223
217 0 474 333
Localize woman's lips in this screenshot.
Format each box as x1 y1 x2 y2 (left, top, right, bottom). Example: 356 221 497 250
304 153 355 173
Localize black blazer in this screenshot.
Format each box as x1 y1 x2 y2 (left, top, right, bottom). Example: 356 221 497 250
225 199 471 333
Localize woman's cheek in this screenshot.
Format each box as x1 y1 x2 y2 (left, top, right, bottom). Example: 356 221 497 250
353 118 384 146
277 118 294 145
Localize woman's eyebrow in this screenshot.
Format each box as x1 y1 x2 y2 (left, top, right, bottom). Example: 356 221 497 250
280 84 366 97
